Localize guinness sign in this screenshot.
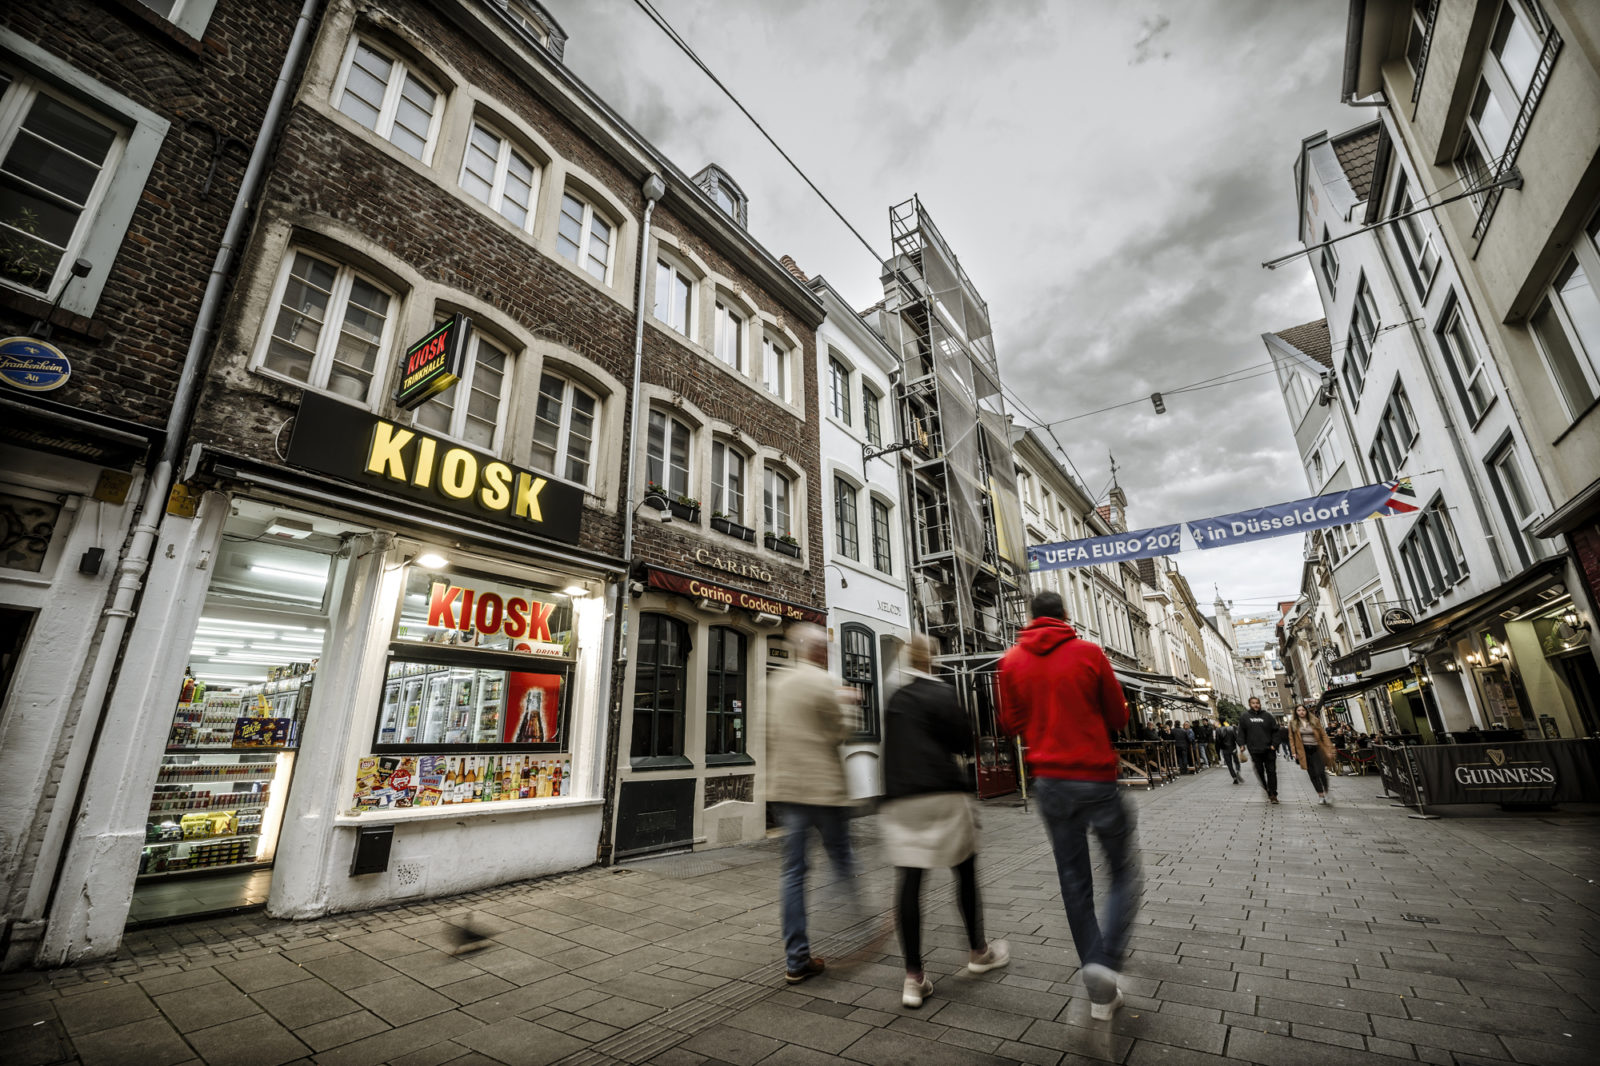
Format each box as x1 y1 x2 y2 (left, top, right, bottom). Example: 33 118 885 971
1381 606 1416 634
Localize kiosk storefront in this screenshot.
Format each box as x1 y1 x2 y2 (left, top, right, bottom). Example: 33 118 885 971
111 392 620 928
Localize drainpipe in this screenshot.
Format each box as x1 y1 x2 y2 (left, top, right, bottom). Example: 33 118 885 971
597 172 666 865
23 0 325 943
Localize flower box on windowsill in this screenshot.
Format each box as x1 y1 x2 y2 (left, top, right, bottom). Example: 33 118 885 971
669 500 701 523
711 516 755 542
765 533 801 558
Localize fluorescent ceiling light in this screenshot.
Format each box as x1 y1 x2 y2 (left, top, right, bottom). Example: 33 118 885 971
193 672 267 682
563 586 589 597
250 564 325 582
200 618 309 631
415 551 449 569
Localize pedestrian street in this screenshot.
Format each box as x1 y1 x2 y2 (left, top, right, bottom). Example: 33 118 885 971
3 766 1595 1066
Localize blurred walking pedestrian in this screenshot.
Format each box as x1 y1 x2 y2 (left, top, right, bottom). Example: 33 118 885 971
1000 592 1141 1021
767 622 855 984
1215 719 1243 784
1173 720 1193 774
1287 704 1336 804
1238 697 1282 804
881 635 1009 1008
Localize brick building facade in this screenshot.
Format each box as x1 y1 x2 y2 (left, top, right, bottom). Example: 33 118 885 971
1 0 302 970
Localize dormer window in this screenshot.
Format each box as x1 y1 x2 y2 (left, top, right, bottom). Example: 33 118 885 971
692 164 747 228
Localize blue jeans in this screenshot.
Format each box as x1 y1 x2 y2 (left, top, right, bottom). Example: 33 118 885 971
1032 778 1141 972
777 803 856 972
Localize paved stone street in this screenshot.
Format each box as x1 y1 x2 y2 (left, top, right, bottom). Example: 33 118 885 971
4 765 1597 1066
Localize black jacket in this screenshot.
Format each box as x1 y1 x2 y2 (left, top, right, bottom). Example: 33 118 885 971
1238 709 1282 753
1215 724 1238 749
883 675 971 799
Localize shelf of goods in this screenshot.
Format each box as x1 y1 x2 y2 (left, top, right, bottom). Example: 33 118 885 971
379 664 505 746
141 752 276 878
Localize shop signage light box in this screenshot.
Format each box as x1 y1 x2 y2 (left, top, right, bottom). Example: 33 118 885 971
394 313 467 410
287 391 583 544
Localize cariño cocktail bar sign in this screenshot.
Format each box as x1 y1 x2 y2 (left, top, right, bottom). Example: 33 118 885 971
287 391 583 544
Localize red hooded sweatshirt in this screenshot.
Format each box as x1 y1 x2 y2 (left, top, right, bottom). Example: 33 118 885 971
999 617 1129 782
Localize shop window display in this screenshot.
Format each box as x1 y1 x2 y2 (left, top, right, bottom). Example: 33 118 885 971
350 565 579 811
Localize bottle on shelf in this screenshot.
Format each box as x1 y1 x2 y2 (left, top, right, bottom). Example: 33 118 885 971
180 667 196 705
560 759 571 797
551 760 563 797
443 758 457 804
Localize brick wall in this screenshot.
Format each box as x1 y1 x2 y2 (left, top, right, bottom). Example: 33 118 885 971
0 0 300 429
1572 524 1600 616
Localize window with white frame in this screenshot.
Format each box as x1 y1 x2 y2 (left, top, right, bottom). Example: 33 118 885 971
0 70 124 296
1436 301 1495 422
713 300 743 371
459 121 538 231
710 440 745 523
653 258 693 337
1404 0 1432 76
1344 276 1379 399
1457 2 1542 203
1319 225 1339 298
413 325 510 450
834 476 859 560
1487 438 1545 565
555 190 612 282
133 0 220 38
335 38 440 162
828 355 851 424
763 467 792 538
529 372 597 487
871 498 892 574
645 409 691 500
256 249 395 405
1390 173 1439 295
1399 496 1468 605
1528 210 1600 421
761 335 788 400
862 383 883 447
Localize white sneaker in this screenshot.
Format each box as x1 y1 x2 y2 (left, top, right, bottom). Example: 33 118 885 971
968 940 1010 974
1091 989 1125 1021
1080 962 1119 1000
902 974 933 1008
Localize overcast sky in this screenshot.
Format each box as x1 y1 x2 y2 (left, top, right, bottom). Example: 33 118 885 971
557 0 1360 622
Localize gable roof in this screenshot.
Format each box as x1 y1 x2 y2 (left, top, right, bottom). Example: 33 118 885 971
1272 319 1332 369
1331 125 1381 203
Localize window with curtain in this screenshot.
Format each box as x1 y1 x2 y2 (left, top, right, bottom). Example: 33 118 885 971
711 441 745 522
646 410 691 499
632 613 687 759
529 372 597 486
871 498 892 573
705 627 747 758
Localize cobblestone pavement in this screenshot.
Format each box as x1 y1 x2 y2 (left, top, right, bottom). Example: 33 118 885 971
4 764 1598 1066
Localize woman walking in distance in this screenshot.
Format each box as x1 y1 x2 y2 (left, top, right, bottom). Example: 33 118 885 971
881 635 1009 1008
1287 704 1337 805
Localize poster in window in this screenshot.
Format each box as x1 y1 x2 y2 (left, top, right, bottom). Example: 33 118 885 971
504 672 563 744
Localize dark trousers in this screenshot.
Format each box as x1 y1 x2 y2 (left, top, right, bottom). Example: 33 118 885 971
897 856 983 973
1175 745 1191 773
1250 748 1278 797
1221 745 1241 780
1304 747 1329 794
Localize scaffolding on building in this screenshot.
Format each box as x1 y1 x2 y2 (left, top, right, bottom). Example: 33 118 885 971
876 196 1030 795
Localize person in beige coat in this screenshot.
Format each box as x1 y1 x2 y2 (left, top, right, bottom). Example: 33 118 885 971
1287 704 1337 805
767 623 855 983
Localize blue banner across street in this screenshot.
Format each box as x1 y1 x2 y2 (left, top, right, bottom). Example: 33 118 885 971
1187 482 1401 550
1027 525 1182 571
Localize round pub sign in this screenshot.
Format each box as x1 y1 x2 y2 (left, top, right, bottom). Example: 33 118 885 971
0 336 72 392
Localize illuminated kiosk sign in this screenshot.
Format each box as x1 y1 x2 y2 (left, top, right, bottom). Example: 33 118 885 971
394 313 468 410
286 391 583 544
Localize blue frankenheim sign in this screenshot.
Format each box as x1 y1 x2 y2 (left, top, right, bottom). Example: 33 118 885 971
0 337 72 393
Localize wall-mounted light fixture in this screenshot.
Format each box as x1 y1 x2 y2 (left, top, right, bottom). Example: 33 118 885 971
415 550 448 569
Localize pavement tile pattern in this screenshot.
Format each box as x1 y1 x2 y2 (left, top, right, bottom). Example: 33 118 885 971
3 764 1596 1066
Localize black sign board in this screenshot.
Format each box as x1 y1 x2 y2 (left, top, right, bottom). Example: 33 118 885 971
1410 739 1600 805
286 391 583 544
394 313 468 410
1381 606 1416 634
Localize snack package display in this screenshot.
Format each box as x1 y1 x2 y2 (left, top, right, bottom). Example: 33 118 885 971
351 755 419 810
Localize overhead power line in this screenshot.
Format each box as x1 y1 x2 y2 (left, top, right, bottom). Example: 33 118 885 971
630 0 885 264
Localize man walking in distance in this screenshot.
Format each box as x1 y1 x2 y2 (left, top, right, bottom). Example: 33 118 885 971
1238 697 1282 803
768 623 855 984
1215 718 1243 784
1000 592 1141 1021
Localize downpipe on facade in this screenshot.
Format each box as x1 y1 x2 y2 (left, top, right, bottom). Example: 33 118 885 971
20 0 326 968
597 172 667 867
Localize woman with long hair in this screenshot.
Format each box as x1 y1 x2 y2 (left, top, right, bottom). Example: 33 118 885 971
1287 704 1336 804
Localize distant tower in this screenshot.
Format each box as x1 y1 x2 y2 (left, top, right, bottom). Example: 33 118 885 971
1213 591 1237 647
1106 454 1128 532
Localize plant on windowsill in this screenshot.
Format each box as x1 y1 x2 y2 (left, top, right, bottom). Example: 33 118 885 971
765 530 801 558
670 494 701 523
710 511 755 542
643 482 670 512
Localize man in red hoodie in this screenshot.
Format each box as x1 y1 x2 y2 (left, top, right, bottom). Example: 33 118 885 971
1000 591 1141 1022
